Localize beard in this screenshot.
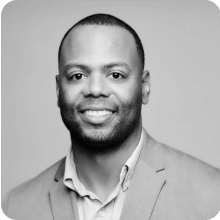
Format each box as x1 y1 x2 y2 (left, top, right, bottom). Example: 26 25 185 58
59 94 142 155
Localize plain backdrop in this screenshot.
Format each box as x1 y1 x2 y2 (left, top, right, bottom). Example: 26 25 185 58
2 0 220 200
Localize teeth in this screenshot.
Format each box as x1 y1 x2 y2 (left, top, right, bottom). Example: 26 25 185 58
84 110 113 116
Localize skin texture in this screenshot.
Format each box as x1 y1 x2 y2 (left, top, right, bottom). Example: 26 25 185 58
56 25 150 201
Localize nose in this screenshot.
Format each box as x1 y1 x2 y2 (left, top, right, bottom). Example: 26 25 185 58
82 72 111 98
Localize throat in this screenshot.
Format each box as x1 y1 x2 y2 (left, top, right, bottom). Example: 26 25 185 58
73 149 125 201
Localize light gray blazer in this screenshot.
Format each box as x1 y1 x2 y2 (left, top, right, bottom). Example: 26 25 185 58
2 130 220 220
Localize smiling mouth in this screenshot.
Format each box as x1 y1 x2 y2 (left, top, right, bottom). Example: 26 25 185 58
84 110 113 117
79 109 116 124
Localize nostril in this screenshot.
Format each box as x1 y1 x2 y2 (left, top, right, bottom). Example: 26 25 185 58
82 78 111 98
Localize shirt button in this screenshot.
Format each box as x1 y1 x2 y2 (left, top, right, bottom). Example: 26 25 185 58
99 210 105 217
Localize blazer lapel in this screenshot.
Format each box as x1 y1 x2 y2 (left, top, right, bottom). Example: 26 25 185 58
120 130 166 220
48 130 165 220
49 159 80 220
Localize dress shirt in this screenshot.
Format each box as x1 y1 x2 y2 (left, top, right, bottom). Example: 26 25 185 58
63 129 143 220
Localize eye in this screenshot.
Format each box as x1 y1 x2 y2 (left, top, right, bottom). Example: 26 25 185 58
108 72 124 80
71 73 87 81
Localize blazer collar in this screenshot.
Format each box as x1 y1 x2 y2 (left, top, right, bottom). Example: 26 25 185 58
54 158 65 182
50 166 79 220
50 158 79 220
120 129 166 220
139 129 165 172
51 129 166 220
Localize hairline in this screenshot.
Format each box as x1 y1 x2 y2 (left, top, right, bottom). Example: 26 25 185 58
58 15 145 70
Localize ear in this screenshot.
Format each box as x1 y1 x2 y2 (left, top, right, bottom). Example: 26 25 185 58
142 70 150 105
56 75 60 108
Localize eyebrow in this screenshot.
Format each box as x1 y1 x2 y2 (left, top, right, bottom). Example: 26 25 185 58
63 61 131 74
63 63 90 75
103 62 131 71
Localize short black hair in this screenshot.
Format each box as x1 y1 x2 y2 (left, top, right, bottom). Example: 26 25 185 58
58 13 145 70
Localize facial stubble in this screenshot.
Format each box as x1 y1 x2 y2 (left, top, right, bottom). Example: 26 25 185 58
59 94 142 155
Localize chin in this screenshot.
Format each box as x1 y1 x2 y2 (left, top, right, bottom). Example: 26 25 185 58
79 127 119 145
71 125 129 154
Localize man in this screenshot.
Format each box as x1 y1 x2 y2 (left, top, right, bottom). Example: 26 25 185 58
2 13 220 220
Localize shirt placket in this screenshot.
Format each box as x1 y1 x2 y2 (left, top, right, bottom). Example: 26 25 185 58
94 199 114 220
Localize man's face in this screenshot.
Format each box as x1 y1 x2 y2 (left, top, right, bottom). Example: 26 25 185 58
57 25 149 152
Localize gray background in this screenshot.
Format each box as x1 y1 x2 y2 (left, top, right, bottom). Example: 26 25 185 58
2 0 220 200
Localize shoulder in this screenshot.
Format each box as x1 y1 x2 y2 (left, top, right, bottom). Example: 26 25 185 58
141 130 220 218
143 130 220 181
160 143 220 208
9 157 65 195
2 158 65 216
162 143 220 181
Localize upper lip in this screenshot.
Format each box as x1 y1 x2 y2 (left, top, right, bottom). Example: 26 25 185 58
78 106 117 113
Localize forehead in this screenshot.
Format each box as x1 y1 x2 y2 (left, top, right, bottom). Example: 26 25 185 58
60 25 140 68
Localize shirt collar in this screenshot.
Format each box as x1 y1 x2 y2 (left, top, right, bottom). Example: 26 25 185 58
63 129 144 196
122 129 144 191
63 146 95 198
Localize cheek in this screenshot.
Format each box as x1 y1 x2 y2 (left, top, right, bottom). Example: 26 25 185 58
112 81 142 103
59 84 82 105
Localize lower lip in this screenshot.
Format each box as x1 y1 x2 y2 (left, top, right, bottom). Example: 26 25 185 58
80 112 115 124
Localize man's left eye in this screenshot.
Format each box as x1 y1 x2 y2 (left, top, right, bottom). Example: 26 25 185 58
109 72 123 80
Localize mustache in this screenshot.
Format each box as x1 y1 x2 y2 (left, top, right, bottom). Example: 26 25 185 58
76 98 118 111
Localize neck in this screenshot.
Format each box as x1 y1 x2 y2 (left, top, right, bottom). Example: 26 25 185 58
71 122 142 202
